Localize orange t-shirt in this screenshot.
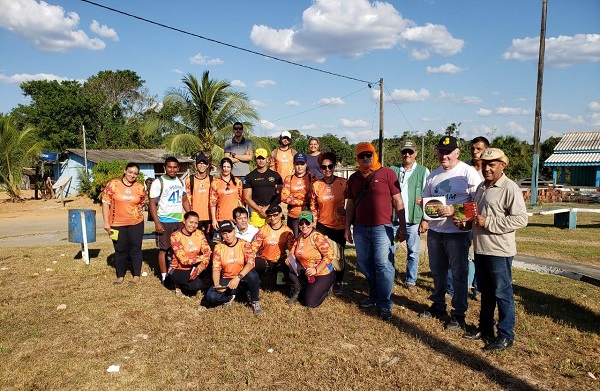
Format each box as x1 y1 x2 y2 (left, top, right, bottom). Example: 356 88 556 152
212 239 255 279
281 174 312 218
169 229 212 270
310 176 347 230
290 231 334 276
270 148 296 178
209 177 244 221
251 223 294 262
185 175 211 221
102 178 146 226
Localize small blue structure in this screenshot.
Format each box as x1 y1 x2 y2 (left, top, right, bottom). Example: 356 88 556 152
544 131 600 187
68 209 97 243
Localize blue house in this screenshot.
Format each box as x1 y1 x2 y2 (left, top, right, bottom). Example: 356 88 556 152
544 131 600 187
54 149 194 197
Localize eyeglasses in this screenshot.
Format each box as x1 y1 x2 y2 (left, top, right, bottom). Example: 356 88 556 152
233 127 243 130
357 152 373 159
298 220 311 226
401 150 414 155
267 214 279 218
320 164 334 170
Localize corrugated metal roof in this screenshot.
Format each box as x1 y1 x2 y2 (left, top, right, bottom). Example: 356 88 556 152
552 131 600 152
544 152 600 166
66 149 194 164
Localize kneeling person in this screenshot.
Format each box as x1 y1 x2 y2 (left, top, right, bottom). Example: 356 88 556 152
169 211 212 295
205 220 262 314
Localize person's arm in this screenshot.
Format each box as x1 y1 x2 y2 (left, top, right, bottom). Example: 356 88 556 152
209 181 219 230
212 247 222 286
235 147 253 163
269 150 276 171
182 194 191 213
171 232 195 266
101 201 111 234
243 187 266 218
345 198 355 244
227 243 255 290
392 193 407 242
281 175 292 205
149 197 163 233
197 232 212 269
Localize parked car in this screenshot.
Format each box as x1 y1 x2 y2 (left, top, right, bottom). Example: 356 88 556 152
517 177 556 188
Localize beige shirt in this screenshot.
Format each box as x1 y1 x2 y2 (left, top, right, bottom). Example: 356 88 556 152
472 174 528 257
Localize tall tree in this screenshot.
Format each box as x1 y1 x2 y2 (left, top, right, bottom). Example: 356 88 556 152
491 135 532 180
0 115 41 200
163 71 260 156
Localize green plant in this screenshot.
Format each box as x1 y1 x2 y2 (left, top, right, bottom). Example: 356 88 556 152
85 160 145 201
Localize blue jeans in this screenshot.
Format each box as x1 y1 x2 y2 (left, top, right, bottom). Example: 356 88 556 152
474 254 516 340
446 256 477 296
427 230 471 318
354 223 395 311
205 270 260 304
391 223 421 285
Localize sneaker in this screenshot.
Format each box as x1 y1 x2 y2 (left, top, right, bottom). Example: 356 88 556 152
445 317 466 331
379 308 393 321
223 294 236 308
175 289 188 298
406 284 417 293
251 301 262 315
333 282 343 295
419 306 446 319
287 286 300 305
463 329 495 344
359 297 376 308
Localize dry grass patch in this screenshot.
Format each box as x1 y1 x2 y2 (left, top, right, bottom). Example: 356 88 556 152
0 239 599 390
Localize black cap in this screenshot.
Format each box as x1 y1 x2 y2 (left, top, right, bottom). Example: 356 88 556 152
436 136 458 151
195 153 210 165
218 220 235 232
266 205 282 215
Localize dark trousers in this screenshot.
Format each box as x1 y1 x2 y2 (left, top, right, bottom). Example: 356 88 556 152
288 268 335 308
287 216 299 237
316 223 346 283
168 268 207 293
254 257 289 289
205 270 261 304
112 222 144 278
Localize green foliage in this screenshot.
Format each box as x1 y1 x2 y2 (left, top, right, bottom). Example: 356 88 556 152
85 160 145 201
0 115 41 200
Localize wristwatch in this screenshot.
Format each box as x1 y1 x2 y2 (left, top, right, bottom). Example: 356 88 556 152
232 153 236 158
237 273 244 279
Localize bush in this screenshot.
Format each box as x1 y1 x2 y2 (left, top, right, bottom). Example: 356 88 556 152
82 160 145 201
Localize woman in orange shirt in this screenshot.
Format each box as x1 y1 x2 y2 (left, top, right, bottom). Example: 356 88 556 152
286 210 335 307
310 151 347 295
210 157 244 233
169 211 212 296
101 162 146 285
281 152 312 237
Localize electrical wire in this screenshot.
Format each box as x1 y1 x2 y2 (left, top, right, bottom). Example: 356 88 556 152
81 0 377 85
383 84 418 134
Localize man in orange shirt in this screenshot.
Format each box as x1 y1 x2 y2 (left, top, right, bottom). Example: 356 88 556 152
185 153 212 237
270 131 297 178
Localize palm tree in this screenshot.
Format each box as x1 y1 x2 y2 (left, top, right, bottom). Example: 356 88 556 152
162 71 260 157
0 115 41 201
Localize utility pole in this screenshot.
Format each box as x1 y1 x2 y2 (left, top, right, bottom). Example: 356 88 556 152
82 124 88 174
531 0 547 206
378 78 384 164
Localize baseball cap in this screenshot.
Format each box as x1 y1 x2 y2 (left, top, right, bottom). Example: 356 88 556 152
255 148 268 158
280 131 292 139
266 205 282 215
400 140 417 152
479 148 509 165
218 220 235 232
298 210 313 223
294 152 307 163
195 153 209 165
436 136 458 151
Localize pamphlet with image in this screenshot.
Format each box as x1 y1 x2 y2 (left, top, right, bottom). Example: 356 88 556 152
422 197 446 221
454 201 478 221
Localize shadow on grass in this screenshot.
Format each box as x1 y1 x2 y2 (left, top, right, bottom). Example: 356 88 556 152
340 255 539 391
513 284 600 334
525 222 600 229
74 248 101 260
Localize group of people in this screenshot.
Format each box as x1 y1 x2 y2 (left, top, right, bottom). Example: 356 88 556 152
101 124 528 352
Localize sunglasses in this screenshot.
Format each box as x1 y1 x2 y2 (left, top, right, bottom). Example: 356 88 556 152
320 164 334 170
401 150 414 155
357 152 373 159
298 220 311 226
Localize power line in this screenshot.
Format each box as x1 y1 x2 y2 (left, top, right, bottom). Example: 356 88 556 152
81 0 377 85
383 84 418 134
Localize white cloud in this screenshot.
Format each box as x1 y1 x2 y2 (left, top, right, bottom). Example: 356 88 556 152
426 63 464 74
255 79 276 88
410 48 430 60
546 113 571 121
496 107 532 116
317 97 345 105
190 53 223 65
260 119 277 130
421 116 437 122
90 20 118 41
230 80 246 87
516 97 527 102
502 34 600 67
506 121 526 134
377 88 430 102
588 101 600 111
285 100 300 106
0 0 105 51
302 124 317 130
0 73 81 84
341 129 374 143
476 108 493 117
171 69 183 74
340 118 368 127
438 91 482 104
250 0 460 62
250 99 267 108
401 23 464 57
589 113 600 127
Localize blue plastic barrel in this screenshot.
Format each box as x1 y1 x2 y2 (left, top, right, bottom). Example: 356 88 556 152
68 209 97 243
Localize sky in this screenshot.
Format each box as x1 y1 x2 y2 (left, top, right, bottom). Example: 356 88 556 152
0 0 599 144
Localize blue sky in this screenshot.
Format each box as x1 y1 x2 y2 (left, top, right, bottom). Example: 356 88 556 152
1 0 598 144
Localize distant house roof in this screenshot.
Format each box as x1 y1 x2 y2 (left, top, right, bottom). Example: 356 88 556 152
66 149 194 164
544 132 600 167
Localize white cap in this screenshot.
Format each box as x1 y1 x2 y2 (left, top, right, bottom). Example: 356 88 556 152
280 131 292 139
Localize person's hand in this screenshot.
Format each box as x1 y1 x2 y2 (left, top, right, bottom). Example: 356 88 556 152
104 224 112 235
345 227 353 244
418 220 429 234
473 215 486 228
451 216 465 229
305 267 317 277
227 276 241 290
154 222 165 234
212 219 219 232
258 206 268 218
436 205 454 217
395 227 407 243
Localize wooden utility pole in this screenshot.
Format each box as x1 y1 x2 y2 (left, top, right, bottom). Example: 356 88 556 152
378 78 384 163
531 0 547 205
